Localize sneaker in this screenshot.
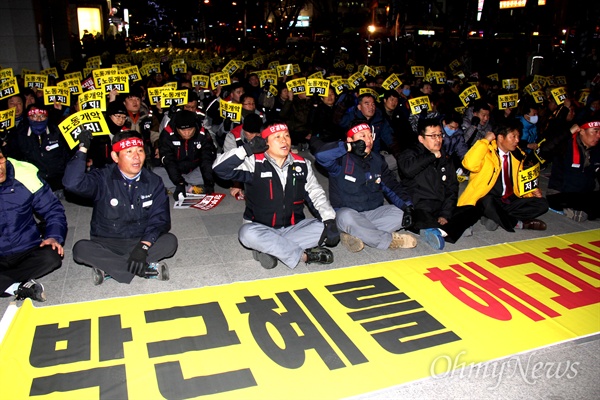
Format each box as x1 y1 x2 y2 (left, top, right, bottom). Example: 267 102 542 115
389 232 417 249
420 228 445 250
92 268 112 285
145 262 170 280
14 279 46 302
252 250 278 269
304 247 334 264
340 232 364 253
480 216 499 231
563 208 588 222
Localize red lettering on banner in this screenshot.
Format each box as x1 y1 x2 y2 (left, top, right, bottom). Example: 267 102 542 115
490 251 600 310
426 260 560 321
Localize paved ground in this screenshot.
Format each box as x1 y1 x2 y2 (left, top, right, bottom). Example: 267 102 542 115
2 150 599 399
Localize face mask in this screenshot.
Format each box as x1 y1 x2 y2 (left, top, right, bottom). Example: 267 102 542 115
444 126 457 136
528 115 538 124
29 120 48 135
402 89 411 97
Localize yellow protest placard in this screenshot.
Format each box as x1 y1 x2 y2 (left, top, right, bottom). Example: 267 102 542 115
0 68 14 83
381 74 402 91
517 163 541 195
531 90 546 104
93 68 119 87
408 96 431 115
329 78 347 95
257 70 277 88
59 59 70 71
487 73 499 82
41 67 59 79
222 60 243 76
78 89 106 111
502 78 519 91
162 82 178 90
276 64 294 78
431 71 447 85
550 87 568 105
307 78 329 97
411 66 425 77
43 86 71 106
0 107 16 131
333 60 345 69
191 74 210 89
347 72 365 90
524 81 542 95
20 68 36 77
24 74 48 90
86 55 102 67
58 78 82 96
123 66 142 82
346 63 354 73
555 76 567 86
160 89 189 108
219 99 242 122
266 84 278 98
58 109 111 149
308 71 324 80
98 74 130 93
459 85 481 107
292 64 301 74
498 93 519 110
141 63 161 77
0 77 19 100
171 63 187 75
578 89 590 105
210 72 231 90
64 71 83 82
362 65 378 78
147 87 163 106
115 54 130 64
286 78 307 95
359 88 379 101
268 60 280 70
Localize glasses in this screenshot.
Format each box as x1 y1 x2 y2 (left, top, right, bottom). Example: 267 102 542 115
423 134 445 140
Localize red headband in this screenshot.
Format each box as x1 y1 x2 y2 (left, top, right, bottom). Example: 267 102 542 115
112 138 144 152
261 123 288 139
28 108 48 118
580 121 600 129
347 123 371 138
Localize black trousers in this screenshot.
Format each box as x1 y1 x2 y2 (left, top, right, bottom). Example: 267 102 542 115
0 246 62 292
409 205 482 243
478 194 549 232
547 191 600 220
72 234 178 283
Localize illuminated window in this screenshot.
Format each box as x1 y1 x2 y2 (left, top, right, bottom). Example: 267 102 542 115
77 7 102 40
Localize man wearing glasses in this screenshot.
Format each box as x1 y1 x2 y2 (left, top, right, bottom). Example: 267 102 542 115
398 119 481 250
0 148 67 302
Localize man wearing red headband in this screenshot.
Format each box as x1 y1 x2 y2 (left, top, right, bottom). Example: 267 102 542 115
545 119 600 221
213 121 340 269
313 120 417 253
63 131 178 284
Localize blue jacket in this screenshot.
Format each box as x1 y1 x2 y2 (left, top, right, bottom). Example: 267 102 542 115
314 141 412 212
339 106 395 153
63 151 171 243
0 159 67 256
518 116 538 151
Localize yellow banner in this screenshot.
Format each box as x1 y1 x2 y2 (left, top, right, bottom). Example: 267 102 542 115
408 96 431 115
411 66 425 77
92 68 119 87
430 71 447 85
43 86 71 106
122 66 142 82
257 70 277 88
0 77 19 100
147 87 163 106
171 63 187 75
524 81 542 95
0 231 598 399
359 87 380 101
210 72 231 90
551 87 567 105
219 99 242 122
502 78 519 91
381 73 402 91
348 72 365 90
498 93 519 110
308 71 324 80
191 74 210 89
40 67 59 78
307 78 329 97
160 89 189 108
222 60 243 76
58 78 82 96
0 68 14 82
517 162 541 194
78 89 106 112
286 78 307 95
532 90 546 104
276 64 294 78
459 85 481 107
330 78 347 95
0 107 16 130
24 74 48 90
64 71 83 82
98 74 130 94
58 109 111 149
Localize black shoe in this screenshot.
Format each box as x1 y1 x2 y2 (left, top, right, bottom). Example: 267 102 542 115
14 279 46 302
304 247 334 264
252 250 278 269
92 268 112 285
144 262 170 280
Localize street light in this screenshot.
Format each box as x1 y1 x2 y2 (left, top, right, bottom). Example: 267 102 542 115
367 25 375 65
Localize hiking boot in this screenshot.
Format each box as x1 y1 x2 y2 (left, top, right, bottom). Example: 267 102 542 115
145 262 170 280
92 268 112 285
420 228 445 250
340 232 364 253
480 216 499 231
389 232 417 249
252 250 278 269
563 208 588 222
304 247 334 264
14 279 46 302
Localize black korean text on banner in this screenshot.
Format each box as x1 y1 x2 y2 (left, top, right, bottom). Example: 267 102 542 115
160 90 188 108
459 85 481 107
43 86 71 107
58 78 82 96
142 63 161 77
24 74 48 90
431 71 446 85
123 66 142 82
191 75 210 90
171 63 187 75
268 60 280 70
329 78 347 95
87 56 102 67
276 64 294 78
21 68 36 77
381 74 402 91
0 107 16 131
498 93 519 110
408 96 431 115
59 109 111 149
0 77 19 100
348 72 365 90
524 81 542 96
210 72 231 90
550 87 568 106
518 163 541 195
0 67 14 84
411 66 425 78
266 84 278 98
78 89 106 111
532 90 546 104
223 60 243 76
41 67 59 79
308 71 324 80
359 88 380 101
361 65 377 78
147 87 163 106
307 78 329 97
286 78 307 96
93 68 119 88
258 70 277 87
98 74 130 94
219 99 242 123
502 78 519 91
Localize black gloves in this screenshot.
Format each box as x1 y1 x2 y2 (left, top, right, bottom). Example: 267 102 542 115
243 136 269 156
173 183 186 200
78 130 93 150
402 205 414 229
319 219 340 247
127 242 149 276
349 140 367 157
471 116 481 127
